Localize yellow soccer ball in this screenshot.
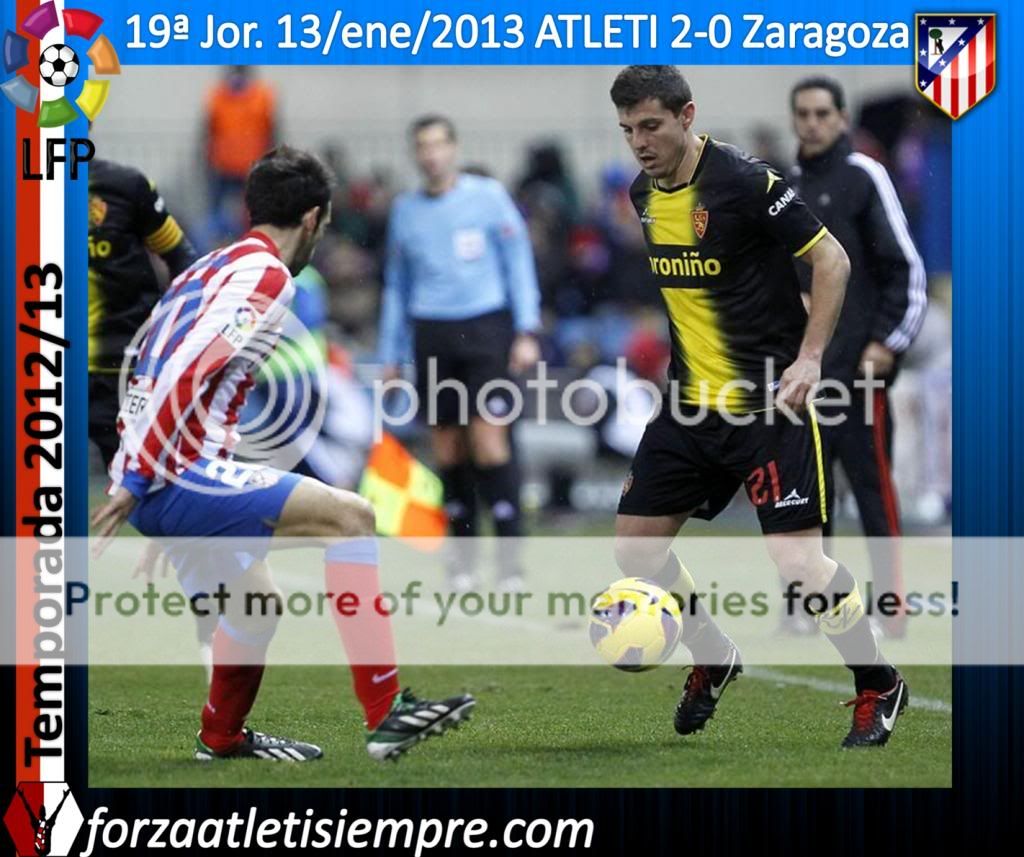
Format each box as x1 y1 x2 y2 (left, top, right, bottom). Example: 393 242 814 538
589 577 683 671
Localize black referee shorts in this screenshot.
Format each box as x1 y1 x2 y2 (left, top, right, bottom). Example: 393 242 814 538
413 309 517 427
618 398 830 535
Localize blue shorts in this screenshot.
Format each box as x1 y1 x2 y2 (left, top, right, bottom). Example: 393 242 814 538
129 459 303 598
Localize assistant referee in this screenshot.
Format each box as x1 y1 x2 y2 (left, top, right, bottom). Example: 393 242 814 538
378 115 542 591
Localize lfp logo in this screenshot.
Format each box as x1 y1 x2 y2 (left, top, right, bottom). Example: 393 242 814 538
2 0 120 127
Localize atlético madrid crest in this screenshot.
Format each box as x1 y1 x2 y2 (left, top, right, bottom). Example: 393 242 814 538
916 14 995 119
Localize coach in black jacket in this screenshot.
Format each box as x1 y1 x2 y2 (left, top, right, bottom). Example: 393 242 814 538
788 77 927 638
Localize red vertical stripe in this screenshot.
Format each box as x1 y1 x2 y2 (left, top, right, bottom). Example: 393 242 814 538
5 782 45 854
967 35 977 107
985 21 994 94
15 0 42 785
871 391 901 537
871 390 906 625
950 53 960 117
180 364 232 464
932 72 942 110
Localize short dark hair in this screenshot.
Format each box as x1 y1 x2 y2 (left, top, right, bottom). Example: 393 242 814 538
245 145 334 228
409 114 457 142
610 66 693 115
790 76 846 112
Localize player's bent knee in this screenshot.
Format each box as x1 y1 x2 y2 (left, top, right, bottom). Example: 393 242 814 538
340 492 376 537
216 615 278 657
612 536 666 578
766 541 808 579
277 479 376 541
225 561 283 633
238 588 284 632
765 536 830 589
314 488 376 539
222 586 282 637
313 487 375 538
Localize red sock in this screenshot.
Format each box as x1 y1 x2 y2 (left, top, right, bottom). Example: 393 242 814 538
325 539 400 730
199 622 270 753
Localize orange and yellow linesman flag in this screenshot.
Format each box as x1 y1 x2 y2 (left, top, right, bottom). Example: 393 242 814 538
359 433 447 550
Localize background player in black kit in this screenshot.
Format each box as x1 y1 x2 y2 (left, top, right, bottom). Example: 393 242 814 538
609 66 909 748
88 158 197 467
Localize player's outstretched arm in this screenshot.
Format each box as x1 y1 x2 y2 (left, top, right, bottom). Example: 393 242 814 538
778 232 850 411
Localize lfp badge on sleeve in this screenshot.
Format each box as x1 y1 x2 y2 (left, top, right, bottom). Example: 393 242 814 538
916 14 996 119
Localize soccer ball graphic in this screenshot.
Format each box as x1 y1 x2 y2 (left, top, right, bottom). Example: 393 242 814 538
39 44 79 88
589 577 683 671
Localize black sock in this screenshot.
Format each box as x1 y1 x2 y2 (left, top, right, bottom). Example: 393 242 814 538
476 460 524 580
441 463 480 578
475 461 523 538
441 463 478 538
656 553 733 666
810 563 896 693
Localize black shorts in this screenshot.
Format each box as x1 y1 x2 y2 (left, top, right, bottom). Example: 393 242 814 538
88 371 122 469
413 309 516 427
617 399 829 535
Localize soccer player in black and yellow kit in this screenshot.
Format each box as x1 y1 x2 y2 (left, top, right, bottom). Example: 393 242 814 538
609 66 908 748
88 159 197 466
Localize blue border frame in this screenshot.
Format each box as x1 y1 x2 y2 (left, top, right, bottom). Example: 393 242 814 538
59 0 1021 540
3 0 1023 850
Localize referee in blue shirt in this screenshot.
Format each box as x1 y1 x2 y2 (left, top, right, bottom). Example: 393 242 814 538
379 115 542 590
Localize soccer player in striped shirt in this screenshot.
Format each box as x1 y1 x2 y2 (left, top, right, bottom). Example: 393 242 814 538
92 146 474 762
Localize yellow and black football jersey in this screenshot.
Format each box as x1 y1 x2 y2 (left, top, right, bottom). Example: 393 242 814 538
88 158 196 372
631 135 828 412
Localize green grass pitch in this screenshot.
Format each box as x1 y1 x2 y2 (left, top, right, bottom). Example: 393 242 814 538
87 481 951 787
89 663 950 788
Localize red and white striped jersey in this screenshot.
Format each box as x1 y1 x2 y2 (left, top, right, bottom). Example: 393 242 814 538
108 230 294 498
